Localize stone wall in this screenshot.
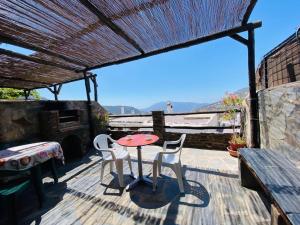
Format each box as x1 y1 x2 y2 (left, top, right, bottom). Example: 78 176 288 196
258 81 300 166
0 100 107 150
109 130 231 150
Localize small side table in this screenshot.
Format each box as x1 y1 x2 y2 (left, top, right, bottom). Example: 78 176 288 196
117 134 159 191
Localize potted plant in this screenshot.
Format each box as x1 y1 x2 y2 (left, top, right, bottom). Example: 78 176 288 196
227 134 246 157
222 94 247 157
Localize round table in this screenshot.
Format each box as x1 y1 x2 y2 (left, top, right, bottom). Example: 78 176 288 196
117 134 159 191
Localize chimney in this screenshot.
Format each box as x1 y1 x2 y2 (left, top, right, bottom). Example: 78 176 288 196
166 101 173 113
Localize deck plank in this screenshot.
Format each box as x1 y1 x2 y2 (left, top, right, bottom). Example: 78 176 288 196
20 148 270 225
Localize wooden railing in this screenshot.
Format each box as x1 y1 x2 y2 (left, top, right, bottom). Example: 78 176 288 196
109 109 241 132
109 109 240 118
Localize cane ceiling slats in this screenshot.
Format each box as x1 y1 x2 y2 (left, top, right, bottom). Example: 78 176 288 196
0 0 256 89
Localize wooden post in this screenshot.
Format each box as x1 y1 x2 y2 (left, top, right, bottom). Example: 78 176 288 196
53 85 58 101
23 90 30 100
47 84 62 101
264 59 269 89
90 76 98 102
84 72 94 142
247 28 260 148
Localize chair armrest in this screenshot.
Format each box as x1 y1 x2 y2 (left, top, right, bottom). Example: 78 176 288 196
107 135 117 144
163 139 182 151
107 136 128 151
94 147 116 160
159 148 180 155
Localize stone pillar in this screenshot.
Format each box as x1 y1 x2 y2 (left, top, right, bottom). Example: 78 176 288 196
152 111 165 144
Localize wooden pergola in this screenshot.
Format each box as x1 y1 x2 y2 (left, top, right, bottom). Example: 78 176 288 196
0 0 261 147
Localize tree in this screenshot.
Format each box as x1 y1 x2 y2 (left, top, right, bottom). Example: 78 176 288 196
0 88 40 100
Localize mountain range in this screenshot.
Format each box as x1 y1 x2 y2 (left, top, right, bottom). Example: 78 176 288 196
140 102 208 113
104 88 249 115
103 105 141 115
196 87 249 111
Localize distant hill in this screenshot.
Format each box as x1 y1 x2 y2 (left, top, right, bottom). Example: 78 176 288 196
196 88 249 111
103 106 141 115
140 101 209 113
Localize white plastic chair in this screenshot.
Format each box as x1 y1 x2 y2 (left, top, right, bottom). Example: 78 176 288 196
152 134 186 193
93 134 133 187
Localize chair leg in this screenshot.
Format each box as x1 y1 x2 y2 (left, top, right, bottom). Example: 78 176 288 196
152 160 158 191
158 160 162 175
100 161 109 184
179 161 185 180
50 158 58 184
127 155 133 176
115 160 124 187
173 164 184 193
109 161 114 173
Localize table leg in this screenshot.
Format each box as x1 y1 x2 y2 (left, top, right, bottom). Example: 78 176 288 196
126 146 153 191
31 165 45 207
50 158 58 183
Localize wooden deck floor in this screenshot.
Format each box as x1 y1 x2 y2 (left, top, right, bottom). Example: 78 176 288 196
20 147 270 225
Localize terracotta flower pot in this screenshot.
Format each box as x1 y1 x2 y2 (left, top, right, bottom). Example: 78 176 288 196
227 147 239 158
228 142 246 152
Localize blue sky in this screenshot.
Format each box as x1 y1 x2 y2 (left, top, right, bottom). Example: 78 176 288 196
6 1 300 108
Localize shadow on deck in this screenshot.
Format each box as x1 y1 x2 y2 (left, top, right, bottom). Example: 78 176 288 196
5 147 270 225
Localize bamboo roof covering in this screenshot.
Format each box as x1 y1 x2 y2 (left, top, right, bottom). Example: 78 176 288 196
0 0 257 89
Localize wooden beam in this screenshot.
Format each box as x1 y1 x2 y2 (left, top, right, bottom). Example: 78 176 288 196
230 34 249 46
84 22 262 71
7 73 94 91
0 48 78 71
0 76 51 86
242 0 257 25
79 0 144 54
0 34 87 68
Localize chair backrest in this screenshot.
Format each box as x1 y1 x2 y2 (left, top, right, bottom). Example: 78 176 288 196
178 134 186 159
93 134 110 151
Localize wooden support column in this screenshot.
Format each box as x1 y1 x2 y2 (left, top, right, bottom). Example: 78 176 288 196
84 72 94 142
47 84 62 101
90 76 98 102
53 85 58 101
23 90 31 100
264 59 269 89
247 28 260 148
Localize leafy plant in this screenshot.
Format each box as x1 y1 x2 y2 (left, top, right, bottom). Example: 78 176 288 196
229 134 246 145
222 93 243 135
0 88 40 100
222 93 247 148
95 110 109 130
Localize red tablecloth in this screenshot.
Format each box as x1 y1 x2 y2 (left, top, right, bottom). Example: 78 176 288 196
117 134 159 147
0 142 64 171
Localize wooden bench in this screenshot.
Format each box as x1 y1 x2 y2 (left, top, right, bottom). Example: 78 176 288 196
239 148 300 225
